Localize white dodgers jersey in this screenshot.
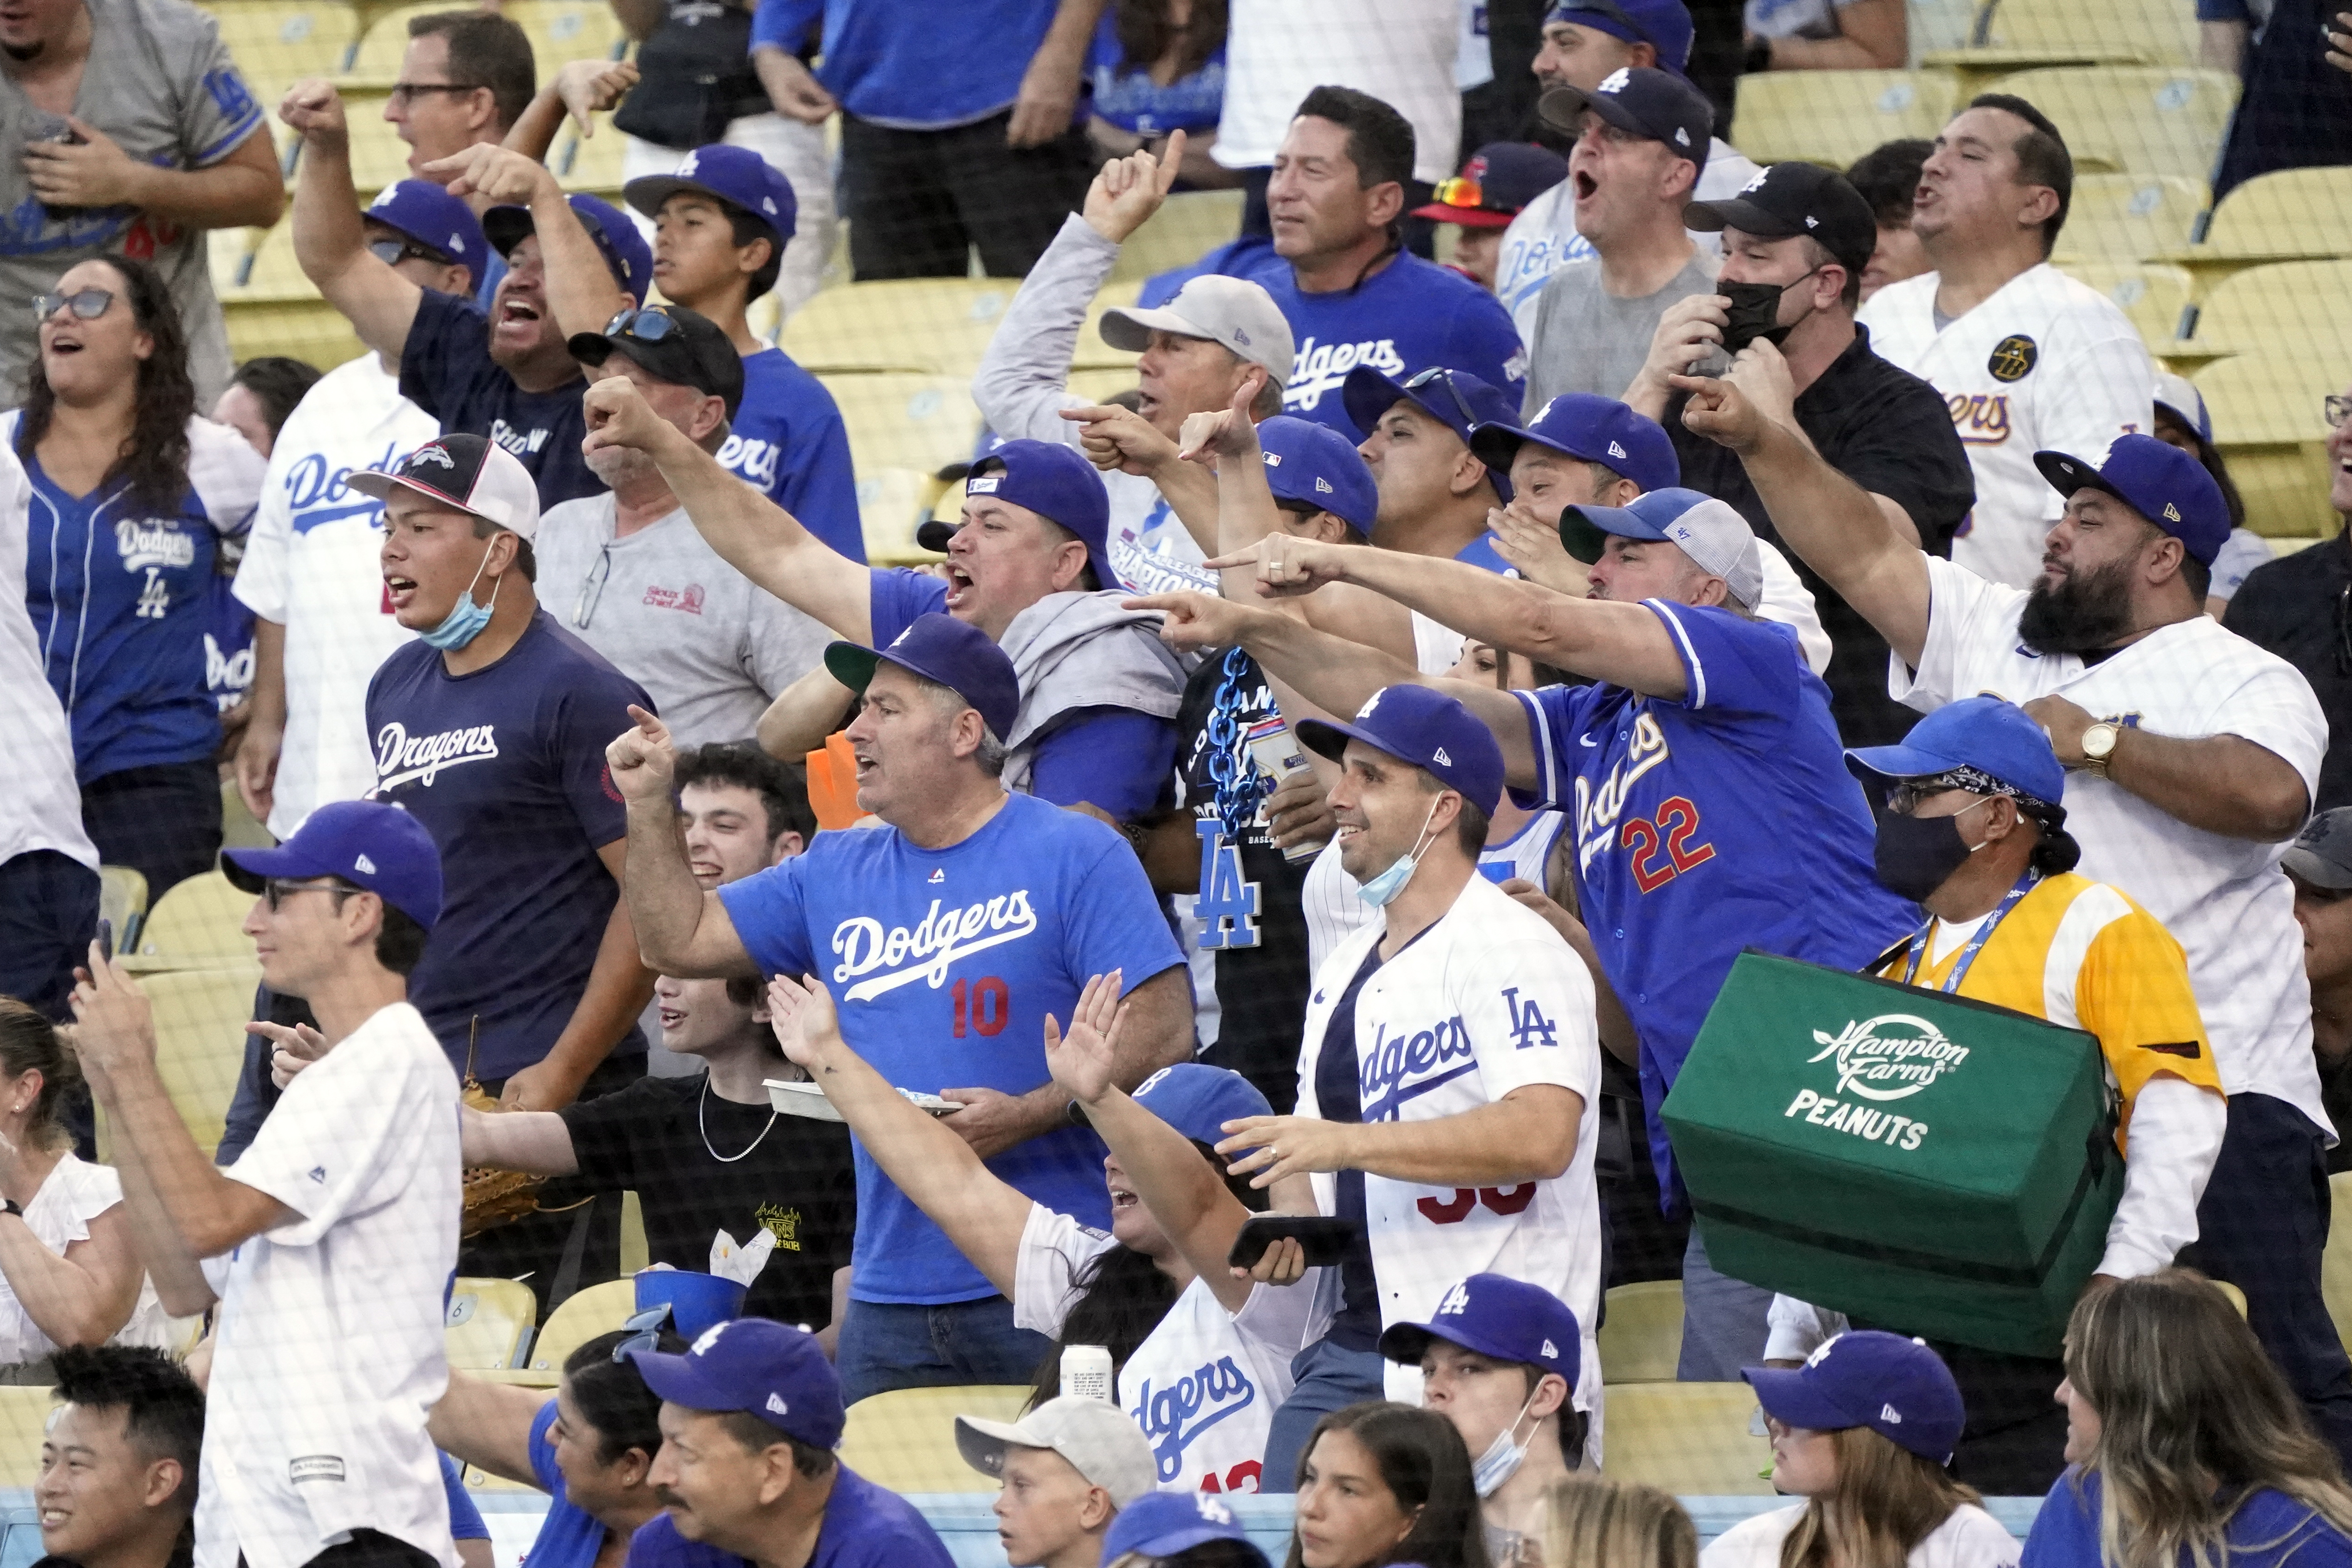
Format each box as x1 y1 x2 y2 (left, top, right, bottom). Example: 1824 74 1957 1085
1858 262 2155 591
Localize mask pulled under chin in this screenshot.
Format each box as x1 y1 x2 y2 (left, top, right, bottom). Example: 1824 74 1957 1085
1356 797 1444 909
419 543 502 651
1472 1389 1543 1497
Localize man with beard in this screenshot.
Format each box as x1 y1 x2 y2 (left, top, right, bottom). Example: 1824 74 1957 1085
281 79 651 508
533 306 828 749
1678 376 2352 1464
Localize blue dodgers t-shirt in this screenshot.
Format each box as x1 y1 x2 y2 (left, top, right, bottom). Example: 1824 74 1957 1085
1259 251 1527 437
728 350 862 561
718 791 1185 1303
2025 1467 2352 1567
1087 13 1223 135
1508 602 1914 1200
630 1466 956 1568
400 288 602 509
365 608 651 1079
750 0 1063 128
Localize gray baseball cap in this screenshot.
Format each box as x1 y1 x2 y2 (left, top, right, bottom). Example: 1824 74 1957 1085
2283 808 2352 891
954 1396 1156 1505
1100 274 1294 381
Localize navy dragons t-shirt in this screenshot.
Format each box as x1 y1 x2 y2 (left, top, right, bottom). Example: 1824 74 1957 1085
400 289 603 509
365 608 650 1079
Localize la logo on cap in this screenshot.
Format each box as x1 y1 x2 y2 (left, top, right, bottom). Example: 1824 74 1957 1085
1196 1496 1235 1526
691 1322 729 1354
679 151 699 177
1740 169 1769 194
1437 1281 1471 1314
1598 67 1630 93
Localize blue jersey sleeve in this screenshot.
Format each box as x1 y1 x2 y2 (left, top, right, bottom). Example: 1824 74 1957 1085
1025 708 1176 822
397 290 486 423
718 855 819 979
1057 817 1187 994
1505 683 1604 812
440 1453 489 1540
868 568 951 647
527 1393 562 1491
1642 601 1807 722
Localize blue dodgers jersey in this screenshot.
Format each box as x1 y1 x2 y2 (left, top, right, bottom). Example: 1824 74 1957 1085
24 456 224 781
1509 602 1915 1194
365 609 652 1079
719 792 1187 1303
729 350 863 561
399 289 602 509
2025 1470 2352 1568
1258 250 1527 436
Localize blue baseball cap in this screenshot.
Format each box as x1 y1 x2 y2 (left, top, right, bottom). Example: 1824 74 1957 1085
1258 415 1379 535
916 439 1116 591
1545 0 1696 72
1099 1492 1267 1568
624 143 798 253
823 614 1022 742
1297 685 1506 816
1744 1331 1966 1465
365 180 487 274
1470 393 1677 496
630 1317 845 1449
1344 366 1521 501
1070 1062 1272 1144
1538 66 1714 166
482 193 653 304
220 799 444 929
1844 695 2068 812
1378 1273 1582 1392
2034 432 2230 568
1558 486 1762 610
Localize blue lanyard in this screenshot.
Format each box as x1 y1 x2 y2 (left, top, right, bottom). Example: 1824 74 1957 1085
1901 872 2039 994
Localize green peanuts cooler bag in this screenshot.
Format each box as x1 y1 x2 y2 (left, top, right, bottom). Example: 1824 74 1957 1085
1660 950 2122 1358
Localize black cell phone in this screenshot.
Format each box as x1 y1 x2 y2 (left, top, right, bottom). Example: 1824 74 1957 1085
1227 1215 1364 1271
96 918 112 963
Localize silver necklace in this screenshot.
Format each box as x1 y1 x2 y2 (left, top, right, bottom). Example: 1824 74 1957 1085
698 1077 781 1164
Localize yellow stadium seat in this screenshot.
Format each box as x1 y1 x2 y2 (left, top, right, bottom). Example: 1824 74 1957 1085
2054 260 2192 345
208 0 359 102
221 777 272 852
341 1 444 88
224 300 371 377
1980 67 2237 183
784 279 1020 376
526 1278 637 1373
1071 280 1144 371
1600 1382 1774 1495
125 870 255 971
823 373 985 477
621 1190 648 1276
125 967 264 1160
2193 353 2347 539
99 864 149 952
857 466 944 566
1921 0 2200 86
1730 70 1958 170
0 1388 56 1487
2175 166 2352 272
1597 1280 1683 1385
504 0 628 66
552 112 627 195
2051 174 2206 263
463 1462 538 1490
2178 258 2352 355
2325 1172 2352 1353
1109 188 1247 284
447 1278 538 1371
838 1385 1030 1492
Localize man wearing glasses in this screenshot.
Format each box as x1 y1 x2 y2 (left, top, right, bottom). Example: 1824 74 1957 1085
2224 388 2352 815
70 799 462 1568
535 304 829 751
1683 376 2352 1462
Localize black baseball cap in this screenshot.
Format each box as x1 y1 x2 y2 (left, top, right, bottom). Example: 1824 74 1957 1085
568 304 745 420
1538 66 1713 167
1686 162 1877 277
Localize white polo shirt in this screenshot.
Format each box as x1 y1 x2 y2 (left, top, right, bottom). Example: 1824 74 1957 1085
1894 554 2332 1135
199 1000 462 1568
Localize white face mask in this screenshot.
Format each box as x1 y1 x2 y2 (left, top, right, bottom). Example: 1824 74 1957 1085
1357 795 1444 908
1471 1386 1543 1497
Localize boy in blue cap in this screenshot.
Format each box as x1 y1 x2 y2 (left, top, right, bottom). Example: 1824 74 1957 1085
630 1318 954 1568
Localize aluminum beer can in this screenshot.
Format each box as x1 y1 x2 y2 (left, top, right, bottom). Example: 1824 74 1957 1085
1059 1343 1113 1402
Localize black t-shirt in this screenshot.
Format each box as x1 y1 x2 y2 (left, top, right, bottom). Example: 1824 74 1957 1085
2226 533 2352 814
1668 324 1976 746
1177 647 1314 1110
400 288 603 509
559 1072 857 1329
1318 943 1387 1352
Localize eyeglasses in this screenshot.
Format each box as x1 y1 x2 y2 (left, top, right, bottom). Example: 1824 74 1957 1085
611 1304 673 1362
262 878 361 912
2327 394 2350 432
388 81 480 108
33 288 112 323
1431 173 1488 209
572 542 614 629
603 306 680 344
1883 780 1982 816
1405 366 1480 434
367 237 446 268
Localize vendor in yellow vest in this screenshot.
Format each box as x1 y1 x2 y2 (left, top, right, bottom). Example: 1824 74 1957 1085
1764 694 2228 1495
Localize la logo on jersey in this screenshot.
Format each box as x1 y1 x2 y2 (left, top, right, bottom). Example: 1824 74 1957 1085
829 893 1040 1001
374 720 500 789
1503 987 1558 1050
1132 1358 1260 1483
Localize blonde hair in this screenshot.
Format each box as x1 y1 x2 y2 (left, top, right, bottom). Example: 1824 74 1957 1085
2066 1269 2352 1568
1777 1426 1980 1568
1542 1474 1697 1568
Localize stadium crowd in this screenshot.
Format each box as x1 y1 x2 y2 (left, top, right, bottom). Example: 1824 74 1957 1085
2 0 2352 1564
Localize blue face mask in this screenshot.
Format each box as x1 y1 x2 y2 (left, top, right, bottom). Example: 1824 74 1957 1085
418 542 500 651
1357 796 1443 908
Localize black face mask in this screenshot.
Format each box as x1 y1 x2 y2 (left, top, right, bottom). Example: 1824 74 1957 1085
1720 279 1796 353
1872 806 1985 905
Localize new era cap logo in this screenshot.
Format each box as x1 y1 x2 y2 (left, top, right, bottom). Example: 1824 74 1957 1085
1233 328 1251 346
1433 746 1453 765
762 198 777 215
1803 216 1818 228
767 1393 790 1417
2163 502 2181 521
448 232 467 251
1541 1339 1559 1359
968 476 1002 493
1316 477 1333 493
1674 128 1690 147
1607 440 1627 459
1598 67 1630 93
354 853 376 875
1880 1404 1903 1424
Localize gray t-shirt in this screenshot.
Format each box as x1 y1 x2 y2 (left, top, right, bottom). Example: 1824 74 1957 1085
534 495 831 748
0 0 265 403
1522 249 1722 414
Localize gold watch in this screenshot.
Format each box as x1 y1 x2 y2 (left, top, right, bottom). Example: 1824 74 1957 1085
2080 721 2121 776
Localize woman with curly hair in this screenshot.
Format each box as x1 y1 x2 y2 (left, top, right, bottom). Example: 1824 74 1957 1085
10 253 264 898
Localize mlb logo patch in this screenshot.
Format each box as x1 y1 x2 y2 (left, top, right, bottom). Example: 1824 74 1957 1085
1263 452 1282 467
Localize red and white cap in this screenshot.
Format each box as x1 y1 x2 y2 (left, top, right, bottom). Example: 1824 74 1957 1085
346 432 542 541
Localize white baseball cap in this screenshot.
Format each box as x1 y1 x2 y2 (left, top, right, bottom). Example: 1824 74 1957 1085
345 432 543 542
954 1396 1156 1505
1099 274 1294 381
1558 485 1763 610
